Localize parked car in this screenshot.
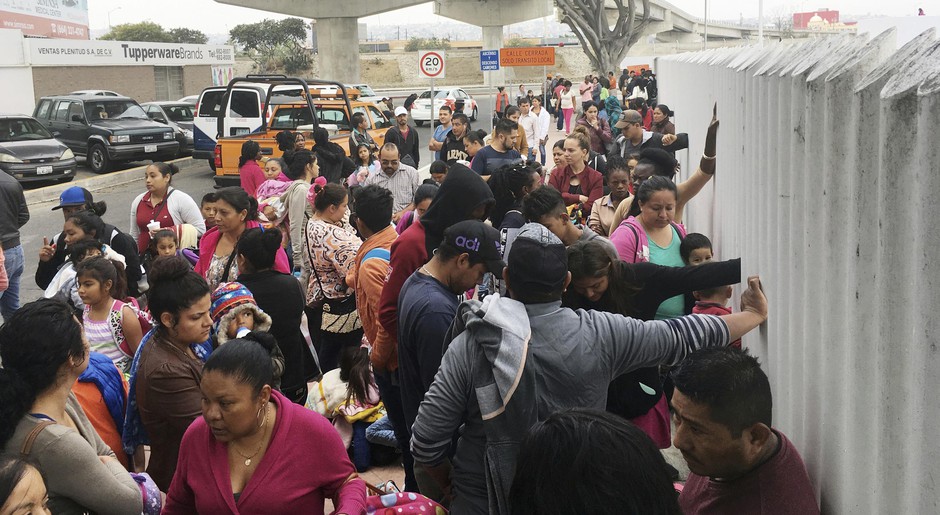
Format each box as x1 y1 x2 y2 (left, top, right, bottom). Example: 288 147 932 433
141 101 195 156
0 114 75 183
193 82 305 170
32 95 178 174
346 83 384 108
410 88 479 126
178 95 199 104
70 90 121 97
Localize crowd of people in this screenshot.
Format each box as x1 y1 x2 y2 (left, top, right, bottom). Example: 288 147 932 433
0 66 822 515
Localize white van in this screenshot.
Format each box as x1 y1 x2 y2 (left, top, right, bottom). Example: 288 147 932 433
193 81 303 169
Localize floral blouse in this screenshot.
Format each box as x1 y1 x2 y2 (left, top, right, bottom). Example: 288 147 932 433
302 219 362 306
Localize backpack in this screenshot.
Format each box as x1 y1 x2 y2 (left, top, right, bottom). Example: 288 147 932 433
619 219 686 263
108 298 154 357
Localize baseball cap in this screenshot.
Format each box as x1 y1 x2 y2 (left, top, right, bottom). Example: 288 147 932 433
51 186 92 210
614 110 643 130
394 106 408 117
440 220 505 275
506 223 568 297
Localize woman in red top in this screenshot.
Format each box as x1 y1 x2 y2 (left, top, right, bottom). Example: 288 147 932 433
129 162 205 254
548 130 604 215
238 140 265 197
164 334 366 514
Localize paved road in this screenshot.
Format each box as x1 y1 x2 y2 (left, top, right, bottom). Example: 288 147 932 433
18 89 500 190
16 91 509 302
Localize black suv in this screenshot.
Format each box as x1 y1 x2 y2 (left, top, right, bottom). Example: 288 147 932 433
32 95 179 173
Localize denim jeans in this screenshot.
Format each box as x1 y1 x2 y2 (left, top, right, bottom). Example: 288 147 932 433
365 416 398 448
526 147 536 163
0 245 24 321
537 142 547 165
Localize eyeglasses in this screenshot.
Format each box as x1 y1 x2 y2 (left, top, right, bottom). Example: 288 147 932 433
380 160 399 166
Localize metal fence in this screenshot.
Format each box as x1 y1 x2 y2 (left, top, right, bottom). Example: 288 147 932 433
656 29 940 513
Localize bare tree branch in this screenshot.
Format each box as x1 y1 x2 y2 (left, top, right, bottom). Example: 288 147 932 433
557 0 653 73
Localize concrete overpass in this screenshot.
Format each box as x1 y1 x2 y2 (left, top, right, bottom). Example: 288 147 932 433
215 0 831 83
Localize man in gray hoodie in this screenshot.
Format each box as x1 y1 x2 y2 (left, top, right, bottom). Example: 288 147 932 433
410 223 768 514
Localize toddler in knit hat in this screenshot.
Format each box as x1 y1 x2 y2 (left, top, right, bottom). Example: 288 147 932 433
210 282 285 389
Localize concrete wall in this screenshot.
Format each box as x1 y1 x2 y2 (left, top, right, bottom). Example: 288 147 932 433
656 30 940 513
0 29 34 115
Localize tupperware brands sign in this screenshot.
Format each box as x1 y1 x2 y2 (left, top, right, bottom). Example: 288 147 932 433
28 39 235 66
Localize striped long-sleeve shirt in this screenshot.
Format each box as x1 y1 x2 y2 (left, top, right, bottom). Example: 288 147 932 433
410 302 729 514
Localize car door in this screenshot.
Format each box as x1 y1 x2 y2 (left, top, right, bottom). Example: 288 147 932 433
225 89 262 136
365 105 390 147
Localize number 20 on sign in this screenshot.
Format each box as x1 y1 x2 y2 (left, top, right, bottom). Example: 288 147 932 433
418 51 446 79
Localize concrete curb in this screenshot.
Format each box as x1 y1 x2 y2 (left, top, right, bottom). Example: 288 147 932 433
24 157 202 206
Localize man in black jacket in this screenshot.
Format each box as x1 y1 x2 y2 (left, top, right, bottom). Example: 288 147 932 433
0 169 29 320
609 109 689 160
384 106 421 168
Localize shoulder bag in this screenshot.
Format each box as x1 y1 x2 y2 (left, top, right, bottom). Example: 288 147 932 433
305 228 361 334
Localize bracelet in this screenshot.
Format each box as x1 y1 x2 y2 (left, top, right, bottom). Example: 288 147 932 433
702 154 716 160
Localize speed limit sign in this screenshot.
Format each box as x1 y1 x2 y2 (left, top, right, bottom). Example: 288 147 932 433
418 51 446 79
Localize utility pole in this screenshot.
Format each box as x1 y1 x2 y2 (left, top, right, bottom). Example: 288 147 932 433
703 0 708 50
758 0 764 46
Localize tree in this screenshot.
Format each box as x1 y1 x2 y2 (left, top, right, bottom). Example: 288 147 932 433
404 37 451 52
230 18 310 73
99 21 172 42
99 22 208 44
556 0 652 74
505 37 533 48
168 27 208 45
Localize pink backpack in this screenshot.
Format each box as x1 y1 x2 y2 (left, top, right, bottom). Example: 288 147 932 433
108 298 154 357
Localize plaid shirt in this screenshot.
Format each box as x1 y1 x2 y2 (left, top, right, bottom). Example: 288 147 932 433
363 164 421 213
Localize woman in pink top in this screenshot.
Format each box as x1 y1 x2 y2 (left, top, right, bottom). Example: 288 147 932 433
238 140 265 197
164 333 366 514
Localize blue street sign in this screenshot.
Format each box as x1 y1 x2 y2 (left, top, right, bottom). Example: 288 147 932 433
480 50 500 71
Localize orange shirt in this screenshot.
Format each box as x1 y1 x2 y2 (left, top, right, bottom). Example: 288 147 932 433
354 225 398 370
73 379 130 469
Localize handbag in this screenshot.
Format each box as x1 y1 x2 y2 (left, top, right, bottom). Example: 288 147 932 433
307 235 361 334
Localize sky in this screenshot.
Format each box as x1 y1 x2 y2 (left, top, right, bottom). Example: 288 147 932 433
87 0 926 35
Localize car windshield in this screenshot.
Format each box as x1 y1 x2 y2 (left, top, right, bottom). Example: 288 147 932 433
418 90 449 100
0 118 53 142
85 101 148 121
164 105 195 122
355 85 377 97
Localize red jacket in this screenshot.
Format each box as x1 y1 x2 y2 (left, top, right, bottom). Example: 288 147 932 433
376 220 428 371
548 164 604 214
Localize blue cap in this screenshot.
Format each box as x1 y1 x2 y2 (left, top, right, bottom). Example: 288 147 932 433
51 187 92 210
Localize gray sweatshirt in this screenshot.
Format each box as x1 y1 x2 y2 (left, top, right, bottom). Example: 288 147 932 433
410 298 729 514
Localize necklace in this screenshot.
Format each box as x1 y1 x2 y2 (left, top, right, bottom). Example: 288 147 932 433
419 265 441 283
231 404 269 467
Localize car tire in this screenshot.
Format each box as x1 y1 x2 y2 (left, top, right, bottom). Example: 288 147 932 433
415 120 425 127
208 158 216 171
470 106 478 121
88 143 111 174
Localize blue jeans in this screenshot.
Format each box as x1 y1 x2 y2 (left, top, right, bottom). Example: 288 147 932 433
0 245 24 321
366 416 398 448
537 142 546 165
526 147 536 163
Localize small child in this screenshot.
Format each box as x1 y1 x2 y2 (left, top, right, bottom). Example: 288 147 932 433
681 233 741 348
306 343 390 472
679 233 714 266
210 282 285 388
76 256 146 372
149 229 179 258
428 159 448 185
44 239 108 310
201 192 218 231
148 229 197 267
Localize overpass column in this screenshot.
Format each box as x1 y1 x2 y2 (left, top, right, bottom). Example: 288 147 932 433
482 25 505 87
315 18 361 84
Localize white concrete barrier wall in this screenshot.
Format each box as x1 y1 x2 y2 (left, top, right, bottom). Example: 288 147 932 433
656 30 940 513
